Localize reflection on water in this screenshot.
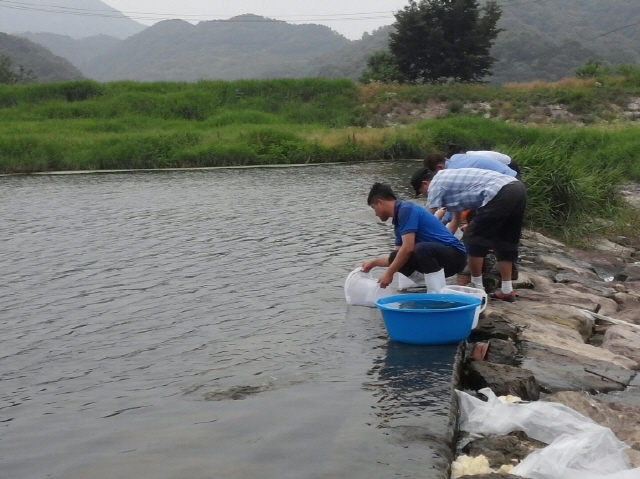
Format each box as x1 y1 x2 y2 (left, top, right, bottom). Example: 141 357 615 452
0 162 458 479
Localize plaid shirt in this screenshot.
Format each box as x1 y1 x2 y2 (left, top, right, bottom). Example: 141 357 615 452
426 168 519 212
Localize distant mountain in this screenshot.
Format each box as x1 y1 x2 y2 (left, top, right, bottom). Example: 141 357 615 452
20 33 121 72
15 0 640 85
488 0 640 84
309 26 395 80
0 0 145 39
83 15 350 82
0 32 83 82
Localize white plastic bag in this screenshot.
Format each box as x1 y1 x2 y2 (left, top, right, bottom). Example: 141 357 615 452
397 271 426 290
456 388 639 479
344 267 393 307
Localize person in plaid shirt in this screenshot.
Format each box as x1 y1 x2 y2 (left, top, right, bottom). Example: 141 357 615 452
411 167 527 302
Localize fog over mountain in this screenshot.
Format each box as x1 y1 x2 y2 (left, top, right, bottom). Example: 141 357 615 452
2 0 640 84
0 0 145 39
0 32 83 82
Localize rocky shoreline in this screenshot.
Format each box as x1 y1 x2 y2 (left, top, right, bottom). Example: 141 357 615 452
449 229 640 478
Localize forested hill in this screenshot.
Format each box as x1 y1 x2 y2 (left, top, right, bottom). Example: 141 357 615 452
5 0 640 84
0 33 83 82
83 15 350 82
488 0 640 84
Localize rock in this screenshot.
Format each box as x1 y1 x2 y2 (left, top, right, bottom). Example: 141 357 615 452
465 361 540 401
520 231 566 249
593 238 635 259
469 316 522 342
544 391 640 464
485 339 520 366
617 264 640 282
462 432 545 468
534 254 598 279
514 277 619 316
555 273 618 296
489 301 594 341
601 324 640 369
519 341 635 393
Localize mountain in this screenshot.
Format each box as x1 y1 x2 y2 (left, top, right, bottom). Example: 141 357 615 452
488 0 640 84
19 33 121 73
0 0 145 39
12 0 640 84
83 15 350 82
0 32 83 82
310 26 395 80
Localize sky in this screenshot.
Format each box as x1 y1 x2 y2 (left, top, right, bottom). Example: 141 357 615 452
101 0 411 40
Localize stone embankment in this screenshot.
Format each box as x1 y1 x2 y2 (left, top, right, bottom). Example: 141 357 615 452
452 229 640 478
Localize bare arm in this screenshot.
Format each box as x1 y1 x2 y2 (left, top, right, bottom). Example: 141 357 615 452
361 257 390 273
447 211 463 233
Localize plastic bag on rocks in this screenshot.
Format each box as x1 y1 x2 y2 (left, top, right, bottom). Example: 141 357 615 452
456 388 640 479
344 267 393 307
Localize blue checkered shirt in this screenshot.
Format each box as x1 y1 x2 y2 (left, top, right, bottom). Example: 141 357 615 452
425 168 519 211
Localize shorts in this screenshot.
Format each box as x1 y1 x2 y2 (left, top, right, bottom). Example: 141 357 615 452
463 181 527 262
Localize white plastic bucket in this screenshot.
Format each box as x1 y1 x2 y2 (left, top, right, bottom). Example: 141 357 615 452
344 268 393 307
442 285 487 329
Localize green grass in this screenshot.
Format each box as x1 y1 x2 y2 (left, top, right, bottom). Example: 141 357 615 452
2 77 640 245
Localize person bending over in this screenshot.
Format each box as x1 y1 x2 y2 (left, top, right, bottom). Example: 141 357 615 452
360 183 467 293
446 145 521 177
411 168 527 302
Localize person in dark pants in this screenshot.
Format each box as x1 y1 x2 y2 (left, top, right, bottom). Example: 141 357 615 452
411 168 527 302
360 183 467 293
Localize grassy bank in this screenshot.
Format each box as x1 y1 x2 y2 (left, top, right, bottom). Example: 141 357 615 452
1 77 640 244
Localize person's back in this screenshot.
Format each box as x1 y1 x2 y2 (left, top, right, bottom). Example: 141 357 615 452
466 150 511 165
393 200 465 252
426 168 519 212
448 154 516 177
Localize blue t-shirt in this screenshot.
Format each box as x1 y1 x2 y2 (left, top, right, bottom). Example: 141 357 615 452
392 200 466 253
448 154 516 177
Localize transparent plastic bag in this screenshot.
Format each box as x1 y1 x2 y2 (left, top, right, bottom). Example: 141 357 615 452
344 267 393 307
397 271 425 290
456 388 639 479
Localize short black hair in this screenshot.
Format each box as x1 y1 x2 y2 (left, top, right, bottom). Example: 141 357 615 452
410 168 435 195
424 153 446 171
367 182 396 205
446 144 465 159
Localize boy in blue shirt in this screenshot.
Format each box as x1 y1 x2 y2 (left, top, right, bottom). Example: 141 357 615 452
360 183 467 292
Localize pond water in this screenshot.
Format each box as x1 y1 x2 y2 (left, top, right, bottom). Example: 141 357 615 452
0 162 459 479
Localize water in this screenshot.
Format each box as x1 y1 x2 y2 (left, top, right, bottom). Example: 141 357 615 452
385 300 467 310
0 162 459 479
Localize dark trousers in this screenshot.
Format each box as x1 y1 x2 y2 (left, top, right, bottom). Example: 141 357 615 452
388 242 467 277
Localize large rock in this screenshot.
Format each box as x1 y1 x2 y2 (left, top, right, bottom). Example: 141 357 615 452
592 238 636 259
618 264 640 282
601 324 640 369
515 280 619 316
519 341 635 393
465 361 540 401
485 301 593 341
461 432 545 468
469 316 522 343
534 254 599 280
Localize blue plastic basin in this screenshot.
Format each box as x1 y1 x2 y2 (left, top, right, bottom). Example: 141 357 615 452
374 293 482 345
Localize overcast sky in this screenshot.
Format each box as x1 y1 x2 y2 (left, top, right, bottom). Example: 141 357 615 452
101 0 410 40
